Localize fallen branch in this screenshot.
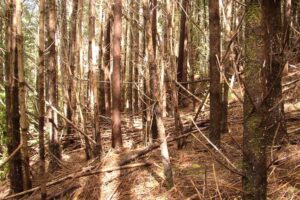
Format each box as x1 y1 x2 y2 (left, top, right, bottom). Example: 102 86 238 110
46 101 97 145
2 162 151 200
46 184 81 200
0 143 22 169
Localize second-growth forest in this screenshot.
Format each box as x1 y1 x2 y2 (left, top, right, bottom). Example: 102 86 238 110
0 0 300 199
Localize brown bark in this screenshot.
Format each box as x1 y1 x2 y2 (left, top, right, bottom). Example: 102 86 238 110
262 0 286 145
98 14 106 115
88 0 101 156
149 0 158 141
5 0 24 193
166 0 184 149
208 0 221 147
16 0 31 189
128 2 134 113
133 1 140 111
145 0 174 189
59 0 69 123
46 0 61 169
111 0 123 149
38 0 46 198
104 12 112 115
177 0 188 106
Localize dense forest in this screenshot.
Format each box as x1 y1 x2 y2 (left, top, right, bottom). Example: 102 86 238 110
0 0 299 199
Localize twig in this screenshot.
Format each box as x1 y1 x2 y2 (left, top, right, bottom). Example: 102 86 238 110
191 119 237 170
212 164 222 200
46 184 81 200
0 143 22 169
106 182 122 200
175 81 202 102
46 101 97 145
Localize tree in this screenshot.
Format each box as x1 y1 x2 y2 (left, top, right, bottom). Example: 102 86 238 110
16 0 31 189
262 0 287 145
103 8 112 115
88 0 101 156
111 0 123 148
208 0 221 147
177 0 188 106
5 0 24 193
38 0 46 198
46 0 61 169
242 0 285 198
145 0 174 189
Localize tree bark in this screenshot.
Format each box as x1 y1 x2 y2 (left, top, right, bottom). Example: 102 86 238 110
16 0 31 189
38 0 46 198
88 0 102 156
5 0 24 193
208 0 221 147
103 11 112 115
111 0 123 149
177 0 188 106
243 1 267 199
145 0 174 189
46 0 61 170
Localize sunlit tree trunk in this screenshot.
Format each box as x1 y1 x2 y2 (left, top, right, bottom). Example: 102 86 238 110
111 0 123 148
16 0 31 189
166 0 184 149
103 11 112 115
46 0 61 170
145 0 174 189
88 0 101 156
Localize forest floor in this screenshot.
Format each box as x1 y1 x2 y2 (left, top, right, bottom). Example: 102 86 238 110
0 68 300 200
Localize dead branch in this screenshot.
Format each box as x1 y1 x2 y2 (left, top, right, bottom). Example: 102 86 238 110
0 143 22 169
2 162 151 200
46 184 81 200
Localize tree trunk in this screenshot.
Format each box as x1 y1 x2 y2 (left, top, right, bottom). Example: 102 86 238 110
262 0 286 146
145 0 174 189
103 12 111 115
88 0 102 157
166 0 184 149
243 1 267 199
46 0 61 170
208 0 221 147
5 0 24 193
177 0 188 107
133 0 140 111
98 14 106 115
16 0 31 189
38 0 46 198
111 0 123 149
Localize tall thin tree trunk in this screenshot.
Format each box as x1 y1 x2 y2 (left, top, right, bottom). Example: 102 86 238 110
243 1 267 199
166 0 184 149
46 0 61 170
262 0 286 145
208 0 221 147
111 0 123 149
5 0 24 193
128 2 133 113
38 0 46 198
133 0 140 111
145 0 174 189
16 0 31 189
98 13 106 115
60 0 68 123
88 0 102 156
104 12 111 115
177 0 188 106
